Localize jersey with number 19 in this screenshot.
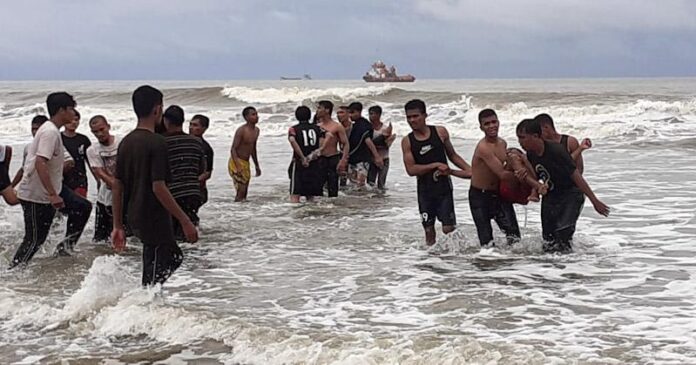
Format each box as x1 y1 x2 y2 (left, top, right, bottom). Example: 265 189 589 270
288 122 325 196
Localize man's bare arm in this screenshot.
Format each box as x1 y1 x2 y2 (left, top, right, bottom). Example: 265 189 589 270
152 180 198 242
92 167 116 189
252 128 261 175
11 168 23 187
439 127 471 178
337 125 350 163
35 157 62 208
479 145 514 181
570 170 610 216
568 136 585 175
230 128 243 165
288 137 306 160
401 137 446 177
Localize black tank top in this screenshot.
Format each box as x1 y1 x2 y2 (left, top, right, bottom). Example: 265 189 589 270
408 126 452 195
560 134 569 150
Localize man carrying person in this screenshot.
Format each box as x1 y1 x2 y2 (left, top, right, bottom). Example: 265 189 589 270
401 99 472 246
516 118 610 253
367 105 395 190
347 102 383 187
189 114 214 206
11 92 92 267
469 109 545 246
163 105 206 240
61 110 92 198
315 100 349 197
536 113 591 174
288 106 327 203
229 106 261 202
86 115 120 243
111 85 198 287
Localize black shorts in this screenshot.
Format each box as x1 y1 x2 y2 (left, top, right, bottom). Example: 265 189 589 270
94 202 113 242
289 159 324 197
417 190 456 228
142 241 183 287
320 154 341 198
541 190 585 249
0 160 10 191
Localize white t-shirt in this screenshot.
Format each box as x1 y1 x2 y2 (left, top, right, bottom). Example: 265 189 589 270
17 122 65 203
86 136 120 205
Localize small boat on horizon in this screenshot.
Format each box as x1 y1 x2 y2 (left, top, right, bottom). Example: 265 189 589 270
280 74 312 81
363 61 415 83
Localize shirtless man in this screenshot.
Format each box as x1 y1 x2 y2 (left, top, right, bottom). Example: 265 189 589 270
535 113 591 174
469 109 545 246
336 106 352 187
229 106 261 202
316 100 349 197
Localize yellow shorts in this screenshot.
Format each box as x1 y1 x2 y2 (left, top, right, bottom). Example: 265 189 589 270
228 158 251 190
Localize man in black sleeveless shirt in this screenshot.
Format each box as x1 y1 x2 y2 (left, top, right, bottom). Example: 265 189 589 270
536 113 591 175
516 118 610 253
400 99 472 245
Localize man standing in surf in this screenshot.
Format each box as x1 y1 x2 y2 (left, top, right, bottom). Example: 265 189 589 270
229 106 261 202
316 100 349 197
536 113 592 175
111 85 198 287
516 118 610 253
401 99 472 246
347 102 383 187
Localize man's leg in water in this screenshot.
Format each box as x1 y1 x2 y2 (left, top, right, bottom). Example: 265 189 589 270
551 192 585 252
11 201 56 268
418 192 438 245
235 183 249 202
494 200 521 244
377 158 390 190
56 185 92 253
142 241 184 287
437 190 457 235
326 156 340 197
469 188 495 246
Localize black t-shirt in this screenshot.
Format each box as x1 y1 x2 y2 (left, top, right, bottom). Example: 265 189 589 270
116 128 173 244
62 133 92 190
165 132 205 200
0 160 10 191
527 141 578 195
348 117 374 164
289 122 325 159
200 137 214 173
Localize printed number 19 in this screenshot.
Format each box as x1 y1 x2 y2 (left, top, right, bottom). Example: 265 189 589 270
302 130 317 147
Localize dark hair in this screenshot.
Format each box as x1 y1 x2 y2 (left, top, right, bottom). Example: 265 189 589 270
192 114 210 129
318 100 334 114
31 115 49 126
74 109 81 120
338 105 349 111
242 106 256 120
516 118 541 136
89 115 108 126
368 105 382 116
295 106 311 122
534 113 555 129
132 85 163 119
46 92 76 117
348 102 363 112
478 109 497 123
404 99 426 114
164 105 185 126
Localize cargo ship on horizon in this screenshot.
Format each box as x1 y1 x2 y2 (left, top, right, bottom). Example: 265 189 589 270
363 61 415 83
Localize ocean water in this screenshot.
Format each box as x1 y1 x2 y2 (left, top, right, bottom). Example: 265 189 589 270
1 79 695 364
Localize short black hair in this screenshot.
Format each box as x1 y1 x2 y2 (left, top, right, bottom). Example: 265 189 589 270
164 105 185 126
478 109 497 123
516 118 541 136
338 105 349 111
295 106 311 122
132 85 163 119
31 115 49 126
89 115 108 126
318 100 334 114
348 102 363 113
404 99 426 114
535 113 555 129
192 114 210 129
46 92 76 117
242 106 256 120
368 105 382 115
74 109 81 120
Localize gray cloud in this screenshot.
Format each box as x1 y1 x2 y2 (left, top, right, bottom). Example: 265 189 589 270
0 0 694 79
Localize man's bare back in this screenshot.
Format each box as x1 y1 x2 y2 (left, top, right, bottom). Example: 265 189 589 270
471 137 508 191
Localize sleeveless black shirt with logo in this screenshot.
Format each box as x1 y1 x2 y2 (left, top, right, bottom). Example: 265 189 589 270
408 126 452 195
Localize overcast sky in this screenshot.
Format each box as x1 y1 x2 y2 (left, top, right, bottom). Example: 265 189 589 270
1 0 695 80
